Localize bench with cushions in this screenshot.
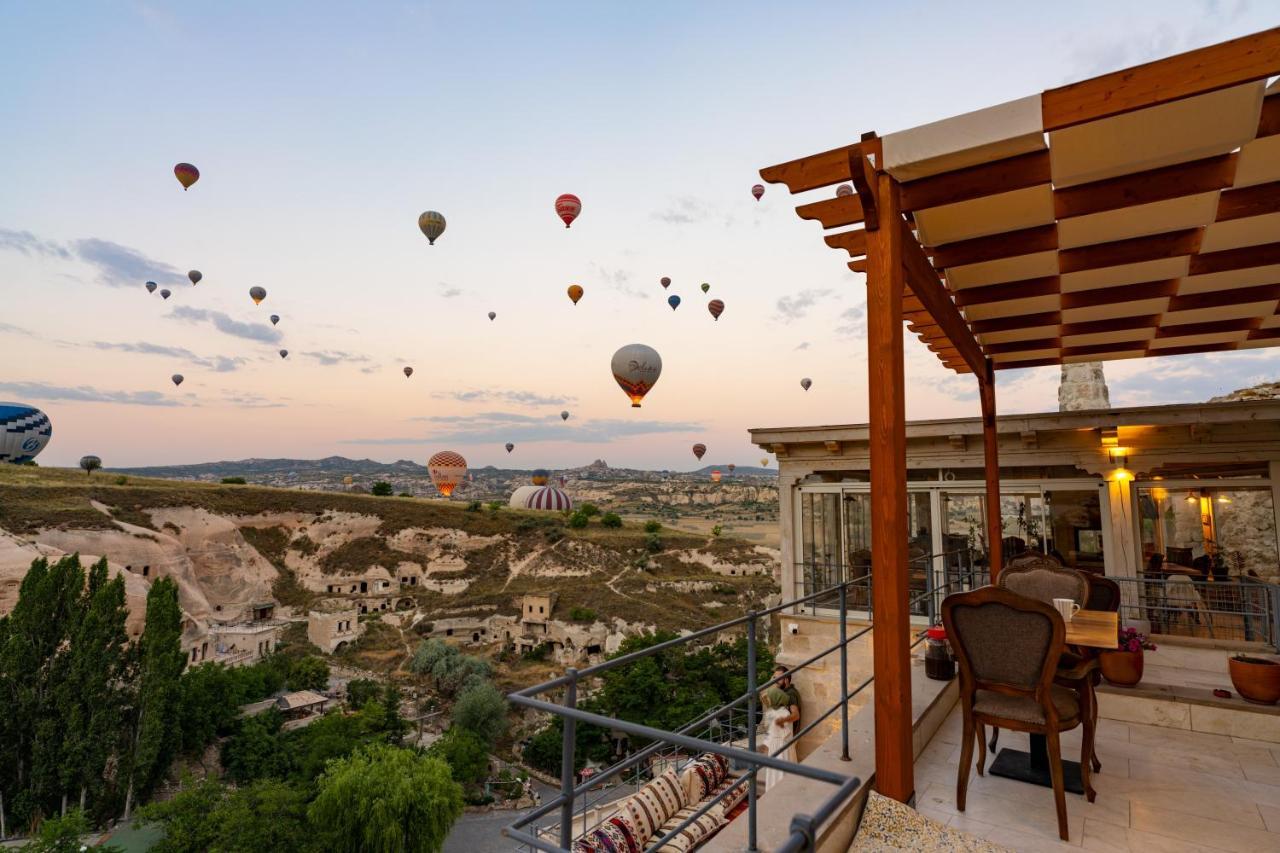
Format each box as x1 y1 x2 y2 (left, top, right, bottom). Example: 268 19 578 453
572 753 747 853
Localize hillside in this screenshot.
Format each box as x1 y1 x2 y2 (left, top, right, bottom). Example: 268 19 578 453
0 464 780 665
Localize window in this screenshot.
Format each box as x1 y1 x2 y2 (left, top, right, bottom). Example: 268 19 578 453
1137 484 1277 578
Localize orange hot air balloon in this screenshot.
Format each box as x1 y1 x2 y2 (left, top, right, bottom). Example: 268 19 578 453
174 163 199 190
751 184 764 201
428 451 467 497
555 193 581 228
692 443 706 461
760 457 769 467
707 299 725 321
711 470 723 483
567 284 584 305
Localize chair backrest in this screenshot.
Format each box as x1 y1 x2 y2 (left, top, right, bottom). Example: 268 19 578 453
1084 574 1121 613
942 586 1065 699
999 555 1088 606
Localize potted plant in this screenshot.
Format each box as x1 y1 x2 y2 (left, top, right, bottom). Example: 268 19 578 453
1228 654 1280 705
1099 627 1156 687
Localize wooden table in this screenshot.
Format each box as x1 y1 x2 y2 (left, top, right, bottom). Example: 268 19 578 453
989 610 1118 794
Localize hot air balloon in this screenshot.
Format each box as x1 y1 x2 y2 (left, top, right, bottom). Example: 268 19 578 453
711 470 723 483
0 404 52 463
343 475 354 488
79 455 102 476
418 211 446 245
760 457 769 467
174 163 199 190
555 193 581 228
751 184 764 201
505 442 514 453
428 451 467 496
567 284 583 305
171 374 184 386
660 277 671 289
701 282 710 294
692 443 706 461
800 377 812 391
836 184 854 198
707 299 725 321
188 270 202 286
403 366 414 378
531 469 550 486
145 281 157 293
667 294 681 311
560 410 570 422
249 286 267 305
160 289 171 300
270 314 280 326
488 311 496 321
727 463 736 475
526 485 572 511
611 343 662 408
279 349 288 359
509 485 539 507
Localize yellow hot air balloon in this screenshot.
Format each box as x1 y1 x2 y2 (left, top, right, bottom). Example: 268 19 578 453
760 457 769 467
418 211 446 245
567 284 584 305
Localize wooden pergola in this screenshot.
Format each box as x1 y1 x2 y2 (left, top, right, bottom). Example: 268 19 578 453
759 29 1280 806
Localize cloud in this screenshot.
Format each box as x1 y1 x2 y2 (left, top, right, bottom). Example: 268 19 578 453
168 306 282 344
794 342 810 351
89 340 248 372
72 238 184 288
652 196 713 225
438 283 462 298
0 321 35 337
835 304 866 338
221 392 286 408
429 388 576 407
345 411 701 445
0 228 72 260
775 289 832 322
589 263 647 299
301 350 371 367
1062 1 1250 80
1107 350 1280 406
0 381 184 407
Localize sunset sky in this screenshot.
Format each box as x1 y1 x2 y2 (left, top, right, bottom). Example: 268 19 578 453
4 1 1279 470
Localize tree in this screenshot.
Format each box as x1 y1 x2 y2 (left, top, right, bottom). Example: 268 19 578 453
19 808 120 852
370 481 393 497
428 729 488 788
287 656 330 692
308 744 463 853
643 520 662 533
579 503 601 518
221 711 289 784
409 641 489 698
600 513 622 529
345 678 380 710
380 683 408 746
137 777 225 853
450 681 507 745
140 776 310 853
122 578 186 818
567 511 589 529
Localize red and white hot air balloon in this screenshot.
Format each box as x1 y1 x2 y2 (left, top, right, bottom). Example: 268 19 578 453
836 184 854 198
555 193 581 228
427 451 467 497
711 470 723 483
751 184 764 201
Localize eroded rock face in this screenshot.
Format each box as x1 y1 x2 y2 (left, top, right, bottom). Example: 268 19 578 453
1058 363 1111 411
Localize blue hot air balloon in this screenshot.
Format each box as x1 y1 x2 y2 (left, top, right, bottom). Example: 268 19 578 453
0 403 53 463
667 294 681 311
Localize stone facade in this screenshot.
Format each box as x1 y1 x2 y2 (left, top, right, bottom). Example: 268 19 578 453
1058 362 1110 411
307 607 361 654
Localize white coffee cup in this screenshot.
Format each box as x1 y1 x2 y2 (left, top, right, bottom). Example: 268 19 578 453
1053 598 1081 622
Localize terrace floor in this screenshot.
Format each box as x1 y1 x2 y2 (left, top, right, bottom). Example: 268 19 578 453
912 705 1280 852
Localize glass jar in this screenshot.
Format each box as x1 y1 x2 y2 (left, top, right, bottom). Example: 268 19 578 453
924 626 955 681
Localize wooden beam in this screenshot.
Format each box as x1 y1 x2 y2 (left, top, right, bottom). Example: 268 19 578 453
1057 228 1202 274
1216 181 1280 222
1041 27 1280 131
825 228 868 257
1259 93 1280 138
898 150 1051 213
759 143 856 194
851 136 882 231
866 170 913 806
1167 282 1280 312
1054 153 1238 220
1059 278 1178 310
948 434 967 451
899 218 985 375
1188 240 1280 275
931 224 1059 269
979 360 1002 581
952 276 1060 309
797 194 865 229
848 259 868 274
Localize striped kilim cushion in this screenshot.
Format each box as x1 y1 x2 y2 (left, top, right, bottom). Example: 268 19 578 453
650 806 724 853
623 768 685 844
680 752 730 802
571 815 640 853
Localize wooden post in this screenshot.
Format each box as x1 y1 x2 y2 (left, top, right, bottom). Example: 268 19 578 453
866 168 913 804
979 360 1003 582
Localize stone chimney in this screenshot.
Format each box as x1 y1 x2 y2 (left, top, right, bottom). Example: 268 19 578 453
1058 363 1111 412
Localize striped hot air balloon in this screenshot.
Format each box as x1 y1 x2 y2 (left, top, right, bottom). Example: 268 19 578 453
0 404 52 463
174 163 199 190
418 211 446 245
751 184 764 201
836 184 854 198
145 281 157 293
555 194 581 228
428 451 467 496
692 443 706 461
509 485 539 508
711 470 723 483
526 485 573 511
660 276 671 289
707 299 725 321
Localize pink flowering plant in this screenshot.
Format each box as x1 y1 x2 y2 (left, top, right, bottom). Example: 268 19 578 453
1118 627 1156 652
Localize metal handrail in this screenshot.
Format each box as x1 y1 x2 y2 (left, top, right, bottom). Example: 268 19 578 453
504 548 985 852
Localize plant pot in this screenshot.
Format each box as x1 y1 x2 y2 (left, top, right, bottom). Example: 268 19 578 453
1099 649 1144 687
1229 655 1280 705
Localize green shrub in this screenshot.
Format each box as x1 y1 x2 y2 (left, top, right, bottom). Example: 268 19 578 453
466 500 482 512
600 512 622 529
568 606 597 622
287 655 330 691
487 501 504 512
544 529 564 543
645 534 663 553
643 520 662 533
115 475 130 486
579 503 601 518
221 476 247 485
398 492 412 497
370 481 393 497
711 525 723 537
567 511 589 529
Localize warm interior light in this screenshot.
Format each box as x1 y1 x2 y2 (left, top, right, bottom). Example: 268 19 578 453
1151 487 1168 500
1111 468 1133 482
1186 492 1198 503
1217 495 1233 504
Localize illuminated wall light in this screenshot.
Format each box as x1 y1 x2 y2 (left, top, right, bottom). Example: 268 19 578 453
1111 468 1133 482
1217 495 1233 504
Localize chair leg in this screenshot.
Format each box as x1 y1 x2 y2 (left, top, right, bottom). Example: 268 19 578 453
975 721 986 776
1046 728 1069 842
988 725 999 753
1080 717 1096 804
957 710 975 812
1089 673 1102 773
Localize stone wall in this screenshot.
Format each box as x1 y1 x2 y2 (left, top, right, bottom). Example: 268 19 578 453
1058 363 1110 411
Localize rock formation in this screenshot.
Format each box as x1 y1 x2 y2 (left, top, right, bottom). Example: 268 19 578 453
1058 362 1110 411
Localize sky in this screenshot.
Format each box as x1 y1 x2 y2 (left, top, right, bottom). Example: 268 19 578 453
3 1 1279 470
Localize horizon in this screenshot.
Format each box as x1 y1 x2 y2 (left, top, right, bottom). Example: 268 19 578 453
5 1 1280 470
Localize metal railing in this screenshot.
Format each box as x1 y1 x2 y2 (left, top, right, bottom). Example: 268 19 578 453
796 548 987 621
1120 573 1280 646
504 551 984 853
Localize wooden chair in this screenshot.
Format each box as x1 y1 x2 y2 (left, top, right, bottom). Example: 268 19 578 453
943 587 1095 842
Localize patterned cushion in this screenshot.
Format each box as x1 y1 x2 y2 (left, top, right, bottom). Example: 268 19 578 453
1000 566 1087 606
679 752 729 802
623 768 685 844
709 775 747 819
974 685 1080 725
650 805 724 853
572 816 640 853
